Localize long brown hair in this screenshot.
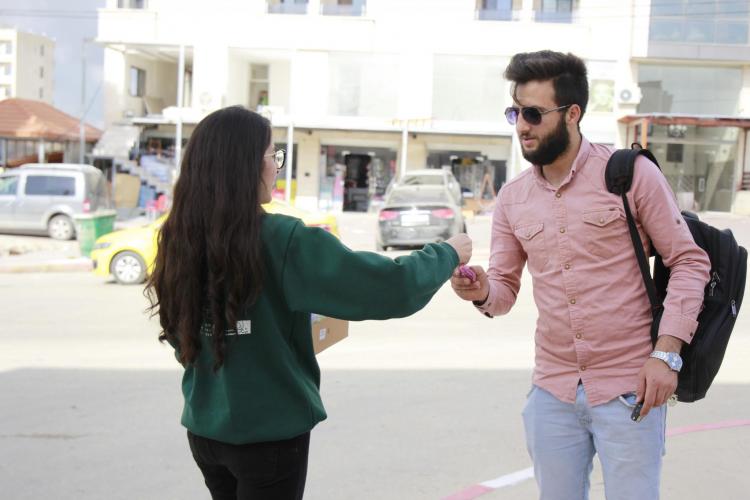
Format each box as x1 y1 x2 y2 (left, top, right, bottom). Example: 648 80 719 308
146 106 272 369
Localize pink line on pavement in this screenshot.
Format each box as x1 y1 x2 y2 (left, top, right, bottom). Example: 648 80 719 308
666 419 750 437
441 484 494 500
444 419 750 500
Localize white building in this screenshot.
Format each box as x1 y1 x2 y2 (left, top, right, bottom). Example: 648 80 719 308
95 0 750 213
0 28 55 105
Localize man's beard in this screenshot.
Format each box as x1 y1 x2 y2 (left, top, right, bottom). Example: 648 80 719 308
520 117 570 166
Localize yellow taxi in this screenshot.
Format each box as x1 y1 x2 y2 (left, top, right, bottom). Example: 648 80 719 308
91 199 340 285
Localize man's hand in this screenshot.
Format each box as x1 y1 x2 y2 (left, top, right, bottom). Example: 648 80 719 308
635 359 677 418
636 335 683 418
450 265 490 303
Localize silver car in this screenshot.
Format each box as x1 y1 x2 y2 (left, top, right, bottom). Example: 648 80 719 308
376 185 466 251
0 163 112 240
384 168 462 206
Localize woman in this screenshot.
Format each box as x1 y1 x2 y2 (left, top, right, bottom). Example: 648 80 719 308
146 106 471 500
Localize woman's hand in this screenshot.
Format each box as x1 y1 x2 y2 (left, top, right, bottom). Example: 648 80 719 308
445 234 472 264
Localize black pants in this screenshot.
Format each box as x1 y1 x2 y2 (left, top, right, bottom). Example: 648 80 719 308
187 430 310 500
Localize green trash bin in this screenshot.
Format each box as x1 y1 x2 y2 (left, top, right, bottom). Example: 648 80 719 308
74 210 117 258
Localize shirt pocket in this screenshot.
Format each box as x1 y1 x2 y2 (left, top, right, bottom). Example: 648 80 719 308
514 222 548 273
582 207 629 259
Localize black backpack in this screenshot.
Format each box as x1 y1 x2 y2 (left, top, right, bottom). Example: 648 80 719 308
605 145 748 403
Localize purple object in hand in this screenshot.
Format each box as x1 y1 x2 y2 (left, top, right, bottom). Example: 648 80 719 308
458 265 476 282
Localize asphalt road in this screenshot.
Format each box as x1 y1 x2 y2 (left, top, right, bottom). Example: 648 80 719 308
1 211 749 499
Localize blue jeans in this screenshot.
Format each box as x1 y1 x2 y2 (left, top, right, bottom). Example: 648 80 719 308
522 384 666 500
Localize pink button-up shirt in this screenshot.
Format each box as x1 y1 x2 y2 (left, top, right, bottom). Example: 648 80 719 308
478 138 710 406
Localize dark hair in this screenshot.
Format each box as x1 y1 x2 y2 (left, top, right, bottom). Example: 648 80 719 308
145 106 272 369
504 50 588 123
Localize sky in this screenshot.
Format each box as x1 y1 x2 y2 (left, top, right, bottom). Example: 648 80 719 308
0 1 106 128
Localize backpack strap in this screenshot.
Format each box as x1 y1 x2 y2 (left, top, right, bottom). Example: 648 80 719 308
605 147 663 325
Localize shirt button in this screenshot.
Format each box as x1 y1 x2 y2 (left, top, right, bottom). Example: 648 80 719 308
599 217 605 223
555 192 562 198
559 227 566 233
564 263 571 270
569 298 576 305
580 365 587 371
575 333 582 339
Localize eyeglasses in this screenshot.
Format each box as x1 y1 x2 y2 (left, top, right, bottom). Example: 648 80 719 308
504 104 572 126
265 149 286 171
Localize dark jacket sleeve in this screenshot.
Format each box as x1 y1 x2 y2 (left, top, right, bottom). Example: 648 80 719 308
280 221 459 321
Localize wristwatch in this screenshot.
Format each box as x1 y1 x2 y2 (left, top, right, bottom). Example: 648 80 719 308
650 351 683 372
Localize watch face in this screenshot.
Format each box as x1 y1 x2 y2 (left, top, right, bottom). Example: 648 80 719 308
667 353 683 371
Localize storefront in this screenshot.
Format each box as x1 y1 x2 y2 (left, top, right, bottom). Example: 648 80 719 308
621 114 750 213
269 124 512 213
426 149 506 202
318 145 397 212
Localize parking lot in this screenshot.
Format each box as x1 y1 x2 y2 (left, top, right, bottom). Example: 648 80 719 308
1 211 749 499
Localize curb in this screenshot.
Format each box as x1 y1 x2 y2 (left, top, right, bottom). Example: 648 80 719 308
0 258 93 273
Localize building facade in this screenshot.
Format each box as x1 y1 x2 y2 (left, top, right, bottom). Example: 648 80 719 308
95 0 750 213
0 28 55 105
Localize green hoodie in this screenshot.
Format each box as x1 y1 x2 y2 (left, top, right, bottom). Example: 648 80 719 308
180 213 459 444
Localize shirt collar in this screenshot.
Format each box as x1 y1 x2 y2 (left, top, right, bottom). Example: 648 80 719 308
531 136 592 189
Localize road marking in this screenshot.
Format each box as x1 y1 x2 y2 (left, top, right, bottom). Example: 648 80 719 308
442 419 750 500
666 419 750 437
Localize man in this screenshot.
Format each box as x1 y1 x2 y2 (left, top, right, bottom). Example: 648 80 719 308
451 51 710 499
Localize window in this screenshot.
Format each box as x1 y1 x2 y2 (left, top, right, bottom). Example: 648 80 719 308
39 88 44 99
267 0 308 14
40 44 44 56
649 0 749 45
0 84 10 98
0 41 11 54
328 53 398 118
0 63 10 76
321 0 366 16
129 66 146 97
24 175 76 196
388 189 451 204
249 64 270 111
476 0 521 21
534 0 573 23
638 64 743 115
39 66 44 78
117 0 147 8
0 176 18 196
432 55 507 122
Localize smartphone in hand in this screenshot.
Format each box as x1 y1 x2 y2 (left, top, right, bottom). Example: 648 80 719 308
631 403 644 423
458 265 477 282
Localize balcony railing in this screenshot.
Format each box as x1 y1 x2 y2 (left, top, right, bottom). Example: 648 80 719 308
534 10 573 23
267 3 309 15
476 8 514 21
321 4 365 16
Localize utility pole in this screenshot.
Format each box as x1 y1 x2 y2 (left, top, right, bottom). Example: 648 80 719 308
79 38 87 164
175 44 185 179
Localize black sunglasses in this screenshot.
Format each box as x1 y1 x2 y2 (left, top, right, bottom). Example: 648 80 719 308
505 104 572 126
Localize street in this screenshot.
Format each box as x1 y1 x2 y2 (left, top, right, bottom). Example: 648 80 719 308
1 212 750 499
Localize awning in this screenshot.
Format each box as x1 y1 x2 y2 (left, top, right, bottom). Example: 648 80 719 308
0 98 102 142
619 113 750 129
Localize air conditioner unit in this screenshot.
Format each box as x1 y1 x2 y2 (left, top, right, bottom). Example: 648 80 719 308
617 86 642 105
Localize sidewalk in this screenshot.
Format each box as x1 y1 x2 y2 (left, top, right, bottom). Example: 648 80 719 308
0 217 152 273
